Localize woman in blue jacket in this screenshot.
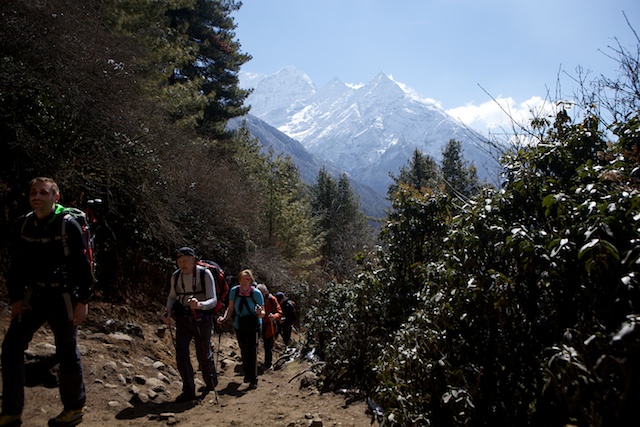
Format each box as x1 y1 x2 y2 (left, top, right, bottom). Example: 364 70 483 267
217 269 265 389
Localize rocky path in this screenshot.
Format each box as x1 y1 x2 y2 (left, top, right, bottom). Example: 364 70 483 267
0 302 373 427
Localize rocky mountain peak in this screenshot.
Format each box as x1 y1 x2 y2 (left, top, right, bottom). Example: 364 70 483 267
241 67 496 200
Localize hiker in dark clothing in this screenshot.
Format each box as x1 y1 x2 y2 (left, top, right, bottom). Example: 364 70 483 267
256 284 282 371
217 269 265 389
1 177 94 427
275 292 297 346
163 247 218 402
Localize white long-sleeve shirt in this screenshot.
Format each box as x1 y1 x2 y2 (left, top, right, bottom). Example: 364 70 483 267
166 265 217 313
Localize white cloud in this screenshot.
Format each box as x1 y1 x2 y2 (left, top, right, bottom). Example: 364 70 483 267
446 96 553 135
390 75 443 107
391 73 555 135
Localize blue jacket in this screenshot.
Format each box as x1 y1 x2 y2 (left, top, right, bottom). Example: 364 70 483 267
229 285 264 330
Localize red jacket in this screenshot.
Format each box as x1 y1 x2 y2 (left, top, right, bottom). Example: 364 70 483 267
263 294 282 339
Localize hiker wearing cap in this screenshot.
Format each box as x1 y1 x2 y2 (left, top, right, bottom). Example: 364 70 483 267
1 177 94 427
256 284 282 371
217 269 265 389
164 247 218 402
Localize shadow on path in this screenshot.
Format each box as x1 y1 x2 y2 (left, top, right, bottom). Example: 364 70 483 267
115 380 257 420
115 397 199 420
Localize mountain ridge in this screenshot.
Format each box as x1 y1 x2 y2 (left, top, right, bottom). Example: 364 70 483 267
227 114 389 219
237 67 498 216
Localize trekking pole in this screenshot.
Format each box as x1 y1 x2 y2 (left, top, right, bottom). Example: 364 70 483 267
210 329 220 405
160 310 177 352
168 319 176 350
254 308 261 380
269 318 278 365
188 296 208 354
216 325 223 373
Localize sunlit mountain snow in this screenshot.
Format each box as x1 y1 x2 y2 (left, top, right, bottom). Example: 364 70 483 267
241 66 499 194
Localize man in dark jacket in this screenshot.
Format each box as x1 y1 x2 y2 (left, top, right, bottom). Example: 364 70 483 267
275 292 297 346
0 177 94 427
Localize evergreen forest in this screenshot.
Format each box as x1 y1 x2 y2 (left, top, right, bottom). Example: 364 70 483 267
1 1 639 425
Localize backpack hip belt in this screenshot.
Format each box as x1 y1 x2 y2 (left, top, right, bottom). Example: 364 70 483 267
34 281 63 288
24 285 75 321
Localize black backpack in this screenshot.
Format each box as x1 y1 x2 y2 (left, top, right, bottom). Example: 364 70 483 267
232 286 260 331
21 201 101 275
281 298 297 324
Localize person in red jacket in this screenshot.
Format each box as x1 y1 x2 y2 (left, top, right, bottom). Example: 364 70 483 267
257 284 282 370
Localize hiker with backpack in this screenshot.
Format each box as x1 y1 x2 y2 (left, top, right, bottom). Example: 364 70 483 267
275 292 298 346
256 284 282 371
163 247 218 402
1 177 94 427
217 269 265 389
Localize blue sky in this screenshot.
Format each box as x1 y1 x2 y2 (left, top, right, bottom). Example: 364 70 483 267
232 1 639 132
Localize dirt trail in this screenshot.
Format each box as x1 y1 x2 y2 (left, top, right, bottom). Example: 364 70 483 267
0 302 373 427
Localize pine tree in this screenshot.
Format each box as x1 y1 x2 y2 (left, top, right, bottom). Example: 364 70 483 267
311 169 372 280
111 0 251 136
165 0 251 137
388 148 441 197
266 155 322 280
221 128 322 284
441 139 480 199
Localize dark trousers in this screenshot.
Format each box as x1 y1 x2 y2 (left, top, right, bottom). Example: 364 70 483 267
1 293 85 415
174 313 217 395
281 322 293 346
235 323 258 383
263 335 274 368
262 320 277 368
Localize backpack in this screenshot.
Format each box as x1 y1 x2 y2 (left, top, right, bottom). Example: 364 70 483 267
21 202 99 275
281 298 297 324
232 285 260 331
197 260 229 314
61 206 96 274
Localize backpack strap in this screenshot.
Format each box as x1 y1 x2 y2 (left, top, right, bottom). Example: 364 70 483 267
233 286 258 317
232 286 258 303
20 211 61 243
173 266 206 298
20 210 73 256
60 213 71 257
267 294 278 314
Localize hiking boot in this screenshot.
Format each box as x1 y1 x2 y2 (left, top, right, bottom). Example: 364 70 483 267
48 407 84 427
203 374 218 390
174 392 196 403
0 413 22 427
198 382 216 394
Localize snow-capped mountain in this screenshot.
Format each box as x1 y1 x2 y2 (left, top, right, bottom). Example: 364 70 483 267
228 113 389 218
241 66 496 196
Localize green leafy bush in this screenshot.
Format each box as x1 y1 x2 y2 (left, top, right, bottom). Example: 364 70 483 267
307 61 640 425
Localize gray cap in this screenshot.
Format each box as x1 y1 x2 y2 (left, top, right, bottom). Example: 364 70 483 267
176 247 196 259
